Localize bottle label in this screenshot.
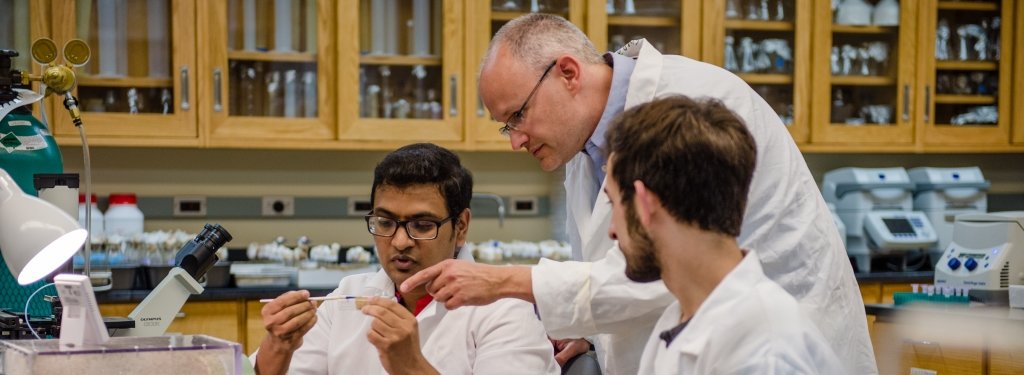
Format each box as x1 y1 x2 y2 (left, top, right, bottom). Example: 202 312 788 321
0 133 48 153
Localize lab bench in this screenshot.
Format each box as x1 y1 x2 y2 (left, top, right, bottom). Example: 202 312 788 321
866 303 1024 374
95 287 334 355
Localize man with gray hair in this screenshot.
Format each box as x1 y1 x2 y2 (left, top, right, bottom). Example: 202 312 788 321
402 14 877 375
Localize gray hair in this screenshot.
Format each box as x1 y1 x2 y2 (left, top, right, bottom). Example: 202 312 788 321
483 13 604 74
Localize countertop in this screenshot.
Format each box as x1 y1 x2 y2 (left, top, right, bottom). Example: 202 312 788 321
95 287 337 304
94 271 936 304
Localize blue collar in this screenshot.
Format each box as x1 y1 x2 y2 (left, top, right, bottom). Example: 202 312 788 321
583 52 635 187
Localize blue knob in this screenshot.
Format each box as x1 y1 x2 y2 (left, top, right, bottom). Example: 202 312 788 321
965 257 978 271
947 258 961 270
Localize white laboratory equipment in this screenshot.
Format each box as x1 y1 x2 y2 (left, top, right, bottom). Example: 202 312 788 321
822 167 938 272
934 211 1024 304
909 167 989 263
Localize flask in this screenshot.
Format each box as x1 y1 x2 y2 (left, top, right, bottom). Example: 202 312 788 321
105 193 144 236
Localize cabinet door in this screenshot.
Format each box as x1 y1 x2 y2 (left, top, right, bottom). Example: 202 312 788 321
199 0 336 147
702 0 811 144
51 0 199 147
811 0 918 146
1016 0 1024 145
464 0 586 150
917 0 1013 147
336 0 462 147
0 0 51 123
587 0 701 58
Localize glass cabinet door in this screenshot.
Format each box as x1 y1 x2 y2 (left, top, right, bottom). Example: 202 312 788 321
587 0 702 58
1015 0 1024 145
336 0 461 144
200 0 335 146
51 0 198 145
702 0 810 144
465 0 585 148
918 0 1012 146
0 0 50 122
811 0 917 146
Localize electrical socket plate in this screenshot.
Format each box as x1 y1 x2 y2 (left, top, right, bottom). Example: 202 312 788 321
173 196 207 217
262 196 295 216
509 196 539 215
347 196 372 217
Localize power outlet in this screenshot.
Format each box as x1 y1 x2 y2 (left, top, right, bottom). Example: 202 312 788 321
509 196 539 215
347 196 372 216
262 196 295 216
173 196 207 217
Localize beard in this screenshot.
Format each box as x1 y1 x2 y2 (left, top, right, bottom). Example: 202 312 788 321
621 201 661 283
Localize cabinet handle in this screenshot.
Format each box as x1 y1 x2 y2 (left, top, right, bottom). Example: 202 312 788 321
901 84 909 121
180 67 190 111
213 68 223 113
923 85 931 123
477 94 485 118
449 75 457 117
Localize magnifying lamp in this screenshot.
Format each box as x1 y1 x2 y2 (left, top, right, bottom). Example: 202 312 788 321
0 168 87 285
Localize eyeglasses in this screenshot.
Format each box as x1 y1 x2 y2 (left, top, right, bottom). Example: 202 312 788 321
499 60 558 136
365 214 455 240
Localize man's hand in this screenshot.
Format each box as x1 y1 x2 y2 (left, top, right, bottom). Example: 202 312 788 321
551 338 591 367
399 259 534 309
255 290 319 375
361 297 438 375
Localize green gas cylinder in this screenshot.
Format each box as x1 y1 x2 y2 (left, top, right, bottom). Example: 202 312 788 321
0 110 65 195
0 49 64 317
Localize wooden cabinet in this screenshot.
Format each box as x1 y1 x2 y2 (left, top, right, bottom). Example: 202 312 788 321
807 0 1020 151
916 0 1014 148
463 1 586 150
1016 0 1024 145
50 0 200 147
702 0 811 144
99 300 245 344
810 0 918 148
336 0 463 149
197 0 336 148
587 0 701 58
245 299 266 354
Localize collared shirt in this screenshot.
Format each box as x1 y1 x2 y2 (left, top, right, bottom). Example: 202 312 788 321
657 320 690 346
583 52 636 190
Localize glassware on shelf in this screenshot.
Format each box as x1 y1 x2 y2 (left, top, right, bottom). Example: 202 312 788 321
303 71 317 117
284 69 298 118
724 36 739 72
872 0 899 26
160 88 172 115
834 0 873 26
936 18 952 60
950 106 997 126
146 0 169 78
739 37 756 73
127 88 141 114
274 0 293 52
726 0 742 19
265 70 283 117
830 46 841 75
412 0 432 56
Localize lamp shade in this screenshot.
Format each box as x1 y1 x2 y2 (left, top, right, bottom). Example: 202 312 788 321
0 169 87 285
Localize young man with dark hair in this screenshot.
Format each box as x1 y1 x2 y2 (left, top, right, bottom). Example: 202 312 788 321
253 143 558 375
604 96 843 373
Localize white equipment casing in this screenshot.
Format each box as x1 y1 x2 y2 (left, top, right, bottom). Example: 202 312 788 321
934 211 1024 291
822 167 935 272
864 211 937 250
55 274 110 350
909 167 989 258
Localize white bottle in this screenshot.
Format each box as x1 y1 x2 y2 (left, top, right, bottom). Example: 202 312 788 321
78 194 105 238
105 193 145 237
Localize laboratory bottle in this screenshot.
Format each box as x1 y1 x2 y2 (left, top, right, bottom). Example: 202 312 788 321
79 193 105 238
105 193 145 237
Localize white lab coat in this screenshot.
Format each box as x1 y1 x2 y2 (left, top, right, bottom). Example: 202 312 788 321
531 40 876 375
638 251 846 374
253 251 559 375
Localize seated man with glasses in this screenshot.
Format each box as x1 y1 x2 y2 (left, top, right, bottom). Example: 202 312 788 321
252 143 559 375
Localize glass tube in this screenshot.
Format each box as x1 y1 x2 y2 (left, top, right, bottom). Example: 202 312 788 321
98 0 119 76
371 0 386 54
274 0 293 52
412 0 431 56
243 0 257 51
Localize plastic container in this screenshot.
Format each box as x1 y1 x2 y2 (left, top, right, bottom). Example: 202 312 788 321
78 193 105 237
105 193 144 236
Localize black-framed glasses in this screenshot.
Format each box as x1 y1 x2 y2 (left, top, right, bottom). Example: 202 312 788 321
365 214 455 240
499 60 558 136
